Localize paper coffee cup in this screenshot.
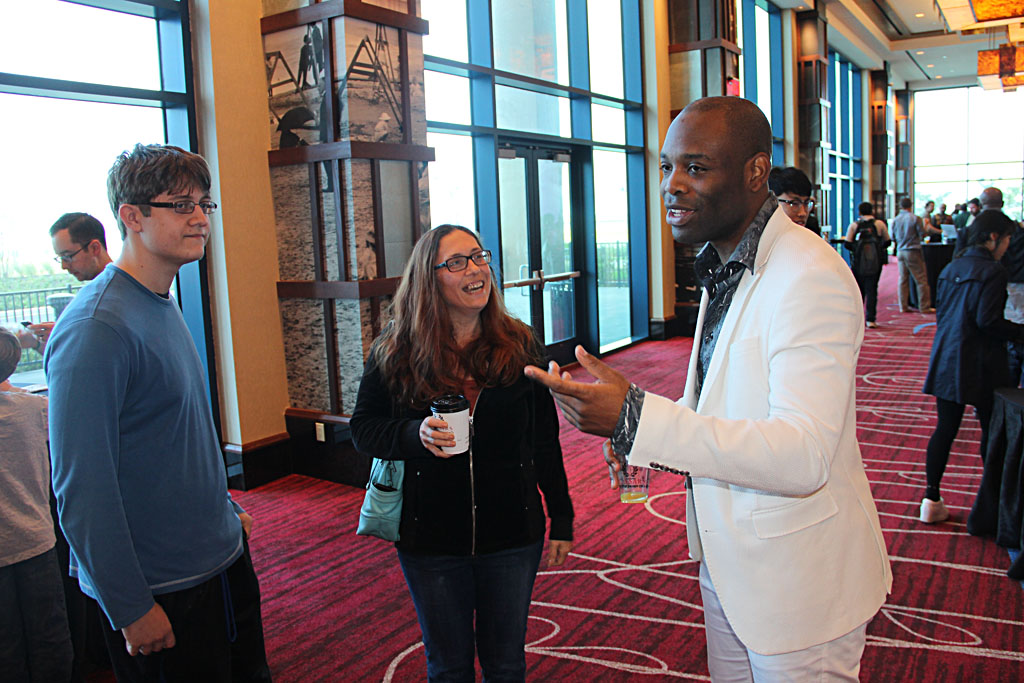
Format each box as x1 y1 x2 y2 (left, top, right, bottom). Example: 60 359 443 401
430 394 470 456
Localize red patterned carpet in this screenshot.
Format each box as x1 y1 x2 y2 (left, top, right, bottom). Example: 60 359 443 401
234 258 1024 681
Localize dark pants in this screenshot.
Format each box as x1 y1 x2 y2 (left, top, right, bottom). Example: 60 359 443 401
398 540 544 683
854 270 882 323
926 396 993 497
0 547 74 683
51 484 109 682
102 542 271 683
1008 341 1024 388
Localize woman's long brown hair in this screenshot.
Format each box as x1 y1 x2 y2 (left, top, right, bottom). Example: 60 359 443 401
373 225 544 409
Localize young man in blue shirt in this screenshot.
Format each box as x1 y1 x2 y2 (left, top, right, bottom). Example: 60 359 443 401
46 144 270 682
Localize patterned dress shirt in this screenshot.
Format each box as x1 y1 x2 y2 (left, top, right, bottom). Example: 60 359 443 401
611 195 779 470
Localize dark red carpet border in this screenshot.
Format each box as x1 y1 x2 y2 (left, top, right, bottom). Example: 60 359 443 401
232 257 1024 681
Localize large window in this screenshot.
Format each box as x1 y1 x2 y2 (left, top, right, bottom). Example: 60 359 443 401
914 87 1024 219
0 2 209 396
422 0 647 353
738 0 784 164
825 50 863 238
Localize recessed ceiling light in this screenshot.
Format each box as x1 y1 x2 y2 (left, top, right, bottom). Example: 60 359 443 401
915 13 925 18
936 75 943 79
927 64 935 68
917 51 925 55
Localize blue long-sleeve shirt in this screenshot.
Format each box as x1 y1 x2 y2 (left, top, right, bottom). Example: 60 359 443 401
45 266 243 630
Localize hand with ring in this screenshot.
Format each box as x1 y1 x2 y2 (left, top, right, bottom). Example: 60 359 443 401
419 415 456 458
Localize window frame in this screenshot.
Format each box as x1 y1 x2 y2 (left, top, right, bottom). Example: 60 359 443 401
422 0 648 350
0 0 219 433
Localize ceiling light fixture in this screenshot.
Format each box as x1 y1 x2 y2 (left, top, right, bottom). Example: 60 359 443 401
978 43 1024 89
936 1 1024 31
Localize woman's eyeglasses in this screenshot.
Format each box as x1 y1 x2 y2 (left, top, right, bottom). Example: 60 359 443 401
434 250 492 273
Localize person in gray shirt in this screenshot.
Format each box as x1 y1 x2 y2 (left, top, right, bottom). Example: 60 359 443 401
891 197 940 313
0 327 73 681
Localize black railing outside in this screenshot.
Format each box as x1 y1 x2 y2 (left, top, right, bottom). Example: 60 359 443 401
597 241 630 287
2 284 83 373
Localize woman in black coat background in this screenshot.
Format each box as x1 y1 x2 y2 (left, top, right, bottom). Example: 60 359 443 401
921 211 1024 523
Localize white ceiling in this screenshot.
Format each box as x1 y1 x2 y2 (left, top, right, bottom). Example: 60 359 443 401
770 0 1006 89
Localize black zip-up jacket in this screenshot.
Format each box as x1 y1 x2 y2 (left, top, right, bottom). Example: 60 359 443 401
924 246 1024 406
350 351 574 556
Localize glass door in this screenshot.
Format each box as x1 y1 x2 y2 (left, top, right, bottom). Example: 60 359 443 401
497 144 580 364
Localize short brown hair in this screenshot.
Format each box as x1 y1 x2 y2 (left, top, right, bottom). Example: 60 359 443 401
50 212 107 249
107 144 211 238
0 327 22 383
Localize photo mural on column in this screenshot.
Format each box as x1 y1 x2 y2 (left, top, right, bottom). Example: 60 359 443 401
262 1 431 416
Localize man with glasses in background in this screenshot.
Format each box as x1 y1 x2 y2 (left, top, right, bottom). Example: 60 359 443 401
45 144 270 682
14 213 113 356
768 166 818 236
52 212 113 283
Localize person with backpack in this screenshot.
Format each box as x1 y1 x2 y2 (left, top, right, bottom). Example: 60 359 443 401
845 202 891 328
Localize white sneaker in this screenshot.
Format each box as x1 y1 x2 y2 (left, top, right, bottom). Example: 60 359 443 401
920 498 949 524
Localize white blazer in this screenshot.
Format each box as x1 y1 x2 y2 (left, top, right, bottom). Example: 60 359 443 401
630 208 892 655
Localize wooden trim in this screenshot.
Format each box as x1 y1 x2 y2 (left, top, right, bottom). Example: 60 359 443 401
261 0 428 35
371 159 387 278
400 29 412 145
268 141 435 167
324 299 341 414
285 407 352 424
223 431 290 455
336 160 351 278
321 17 337 145
308 164 325 279
277 277 402 299
351 141 434 161
668 38 740 55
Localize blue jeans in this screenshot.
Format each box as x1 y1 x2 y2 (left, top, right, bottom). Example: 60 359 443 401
398 540 544 683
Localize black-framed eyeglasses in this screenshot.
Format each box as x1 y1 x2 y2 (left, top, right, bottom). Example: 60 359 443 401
53 243 89 264
434 250 492 272
142 200 218 215
778 198 815 210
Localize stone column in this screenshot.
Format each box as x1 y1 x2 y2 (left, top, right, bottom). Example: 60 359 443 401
665 0 739 319
795 5 830 232
869 66 896 220
894 88 911 212
666 0 740 113
262 1 431 420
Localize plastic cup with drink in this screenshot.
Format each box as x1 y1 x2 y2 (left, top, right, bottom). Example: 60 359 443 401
619 464 650 503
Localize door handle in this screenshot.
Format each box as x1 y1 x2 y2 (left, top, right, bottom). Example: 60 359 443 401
503 272 543 289
540 270 581 284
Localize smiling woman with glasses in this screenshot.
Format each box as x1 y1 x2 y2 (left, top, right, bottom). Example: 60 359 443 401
350 224 574 682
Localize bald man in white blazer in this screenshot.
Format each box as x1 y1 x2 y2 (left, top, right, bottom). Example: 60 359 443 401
526 97 892 681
